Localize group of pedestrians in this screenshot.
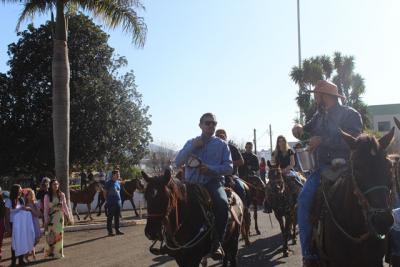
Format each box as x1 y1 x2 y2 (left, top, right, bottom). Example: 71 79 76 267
0 177 73 266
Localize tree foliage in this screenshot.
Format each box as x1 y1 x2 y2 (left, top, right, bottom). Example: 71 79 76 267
0 14 152 177
290 52 370 128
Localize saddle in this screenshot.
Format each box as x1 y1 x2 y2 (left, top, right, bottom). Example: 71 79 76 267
225 187 243 226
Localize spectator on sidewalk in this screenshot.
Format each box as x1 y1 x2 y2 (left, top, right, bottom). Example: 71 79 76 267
0 187 5 261
5 184 28 266
80 170 87 190
37 177 50 225
104 170 125 236
24 188 42 261
44 179 73 259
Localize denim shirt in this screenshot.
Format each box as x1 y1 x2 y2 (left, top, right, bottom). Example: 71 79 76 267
175 135 233 185
304 103 363 167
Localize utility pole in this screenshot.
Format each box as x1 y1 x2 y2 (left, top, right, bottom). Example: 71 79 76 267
253 129 257 155
297 0 304 124
269 124 273 159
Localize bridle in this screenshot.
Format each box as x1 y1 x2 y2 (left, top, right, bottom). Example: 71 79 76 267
322 156 393 243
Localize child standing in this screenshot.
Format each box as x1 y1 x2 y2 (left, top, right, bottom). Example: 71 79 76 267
25 188 42 261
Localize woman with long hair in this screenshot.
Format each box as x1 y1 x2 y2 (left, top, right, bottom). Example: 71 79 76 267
4 184 29 266
44 179 73 258
272 135 295 174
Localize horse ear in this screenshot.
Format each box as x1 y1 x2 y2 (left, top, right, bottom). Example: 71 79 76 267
141 171 151 183
378 127 395 151
340 129 357 150
267 160 272 169
163 169 172 183
394 117 400 130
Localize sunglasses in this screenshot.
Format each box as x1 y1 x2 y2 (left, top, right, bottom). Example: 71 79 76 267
203 121 217 126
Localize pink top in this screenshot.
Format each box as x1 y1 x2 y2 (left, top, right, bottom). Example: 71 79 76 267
43 192 73 225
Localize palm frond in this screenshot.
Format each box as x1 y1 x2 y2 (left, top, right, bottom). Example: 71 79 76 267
15 0 53 31
75 0 147 47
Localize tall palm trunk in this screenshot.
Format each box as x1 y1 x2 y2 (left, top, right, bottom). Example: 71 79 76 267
52 0 70 203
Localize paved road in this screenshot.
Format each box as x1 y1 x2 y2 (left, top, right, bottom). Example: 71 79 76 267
1 211 304 267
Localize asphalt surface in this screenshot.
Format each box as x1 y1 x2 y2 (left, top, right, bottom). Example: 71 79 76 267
1 211 305 267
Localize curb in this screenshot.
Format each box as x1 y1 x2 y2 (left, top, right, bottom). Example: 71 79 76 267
64 219 147 232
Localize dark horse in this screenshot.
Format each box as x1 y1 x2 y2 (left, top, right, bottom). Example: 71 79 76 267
143 170 244 267
266 161 300 256
241 174 265 235
95 178 145 217
313 128 395 267
70 181 101 221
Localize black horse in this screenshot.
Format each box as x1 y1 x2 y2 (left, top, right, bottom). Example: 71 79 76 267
312 128 395 267
266 161 297 257
143 170 243 267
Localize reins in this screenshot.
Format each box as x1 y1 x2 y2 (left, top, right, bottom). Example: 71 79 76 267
321 157 392 243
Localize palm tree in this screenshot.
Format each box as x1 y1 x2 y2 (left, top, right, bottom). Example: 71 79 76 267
290 53 369 127
3 0 147 202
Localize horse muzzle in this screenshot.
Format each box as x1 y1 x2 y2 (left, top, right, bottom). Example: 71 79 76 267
144 226 162 241
369 209 394 237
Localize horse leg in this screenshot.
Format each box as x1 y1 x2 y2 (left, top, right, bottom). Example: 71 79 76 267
253 200 260 235
73 203 80 221
96 194 102 216
241 207 251 246
130 198 139 217
87 204 93 220
291 207 297 245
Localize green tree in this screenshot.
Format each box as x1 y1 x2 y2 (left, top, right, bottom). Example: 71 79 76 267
2 0 147 201
290 52 370 128
0 15 151 181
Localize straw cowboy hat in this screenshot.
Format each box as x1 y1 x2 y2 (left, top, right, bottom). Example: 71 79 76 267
308 80 346 100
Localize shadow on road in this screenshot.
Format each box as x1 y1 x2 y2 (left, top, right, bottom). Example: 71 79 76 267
148 255 174 267
237 232 288 267
64 235 109 248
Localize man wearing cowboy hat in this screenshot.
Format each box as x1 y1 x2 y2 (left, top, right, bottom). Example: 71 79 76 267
292 80 363 266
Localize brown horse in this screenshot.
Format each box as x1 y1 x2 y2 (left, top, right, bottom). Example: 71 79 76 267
241 174 265 235
143 170 244 267
95 179 145 217
266 161 299 257
313 128 395 267
70 181 101 221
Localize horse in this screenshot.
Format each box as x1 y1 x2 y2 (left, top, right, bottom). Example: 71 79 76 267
70 181 101 221
312 128 396 267
95 178 145 217
266 161 299 257
143 169 244 267
240 174 266 235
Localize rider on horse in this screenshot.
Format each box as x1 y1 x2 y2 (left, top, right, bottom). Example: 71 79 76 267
292 80 363 267
238 142 260 179
215 129 248 205
175 112 233 260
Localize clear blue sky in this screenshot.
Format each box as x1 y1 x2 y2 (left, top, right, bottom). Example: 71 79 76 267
1 0 399 150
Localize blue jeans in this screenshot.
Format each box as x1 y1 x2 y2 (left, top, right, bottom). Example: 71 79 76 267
298 169 322 260
204 179 229 243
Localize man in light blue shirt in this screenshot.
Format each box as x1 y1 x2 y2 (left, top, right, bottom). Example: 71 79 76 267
175 112 233 260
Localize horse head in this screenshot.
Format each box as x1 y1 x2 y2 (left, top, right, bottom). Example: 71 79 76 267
341 127 395 237
267 160 285 194
142 169 173 241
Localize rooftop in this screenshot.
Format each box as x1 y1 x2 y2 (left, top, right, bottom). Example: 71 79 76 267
367 103 400 116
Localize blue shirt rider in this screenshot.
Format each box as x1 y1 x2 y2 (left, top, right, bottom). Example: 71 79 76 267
292 80 363 266
175 113 233 260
